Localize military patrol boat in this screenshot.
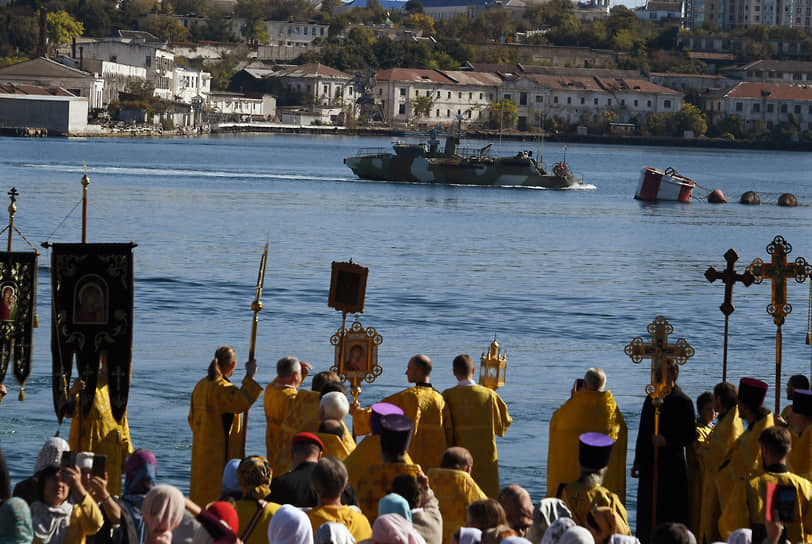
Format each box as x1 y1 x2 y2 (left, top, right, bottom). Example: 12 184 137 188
344 120 583 189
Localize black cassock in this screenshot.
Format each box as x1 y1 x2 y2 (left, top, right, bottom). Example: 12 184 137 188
633 384 696 543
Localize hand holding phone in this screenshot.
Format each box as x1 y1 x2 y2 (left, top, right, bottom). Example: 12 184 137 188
91 455 107 478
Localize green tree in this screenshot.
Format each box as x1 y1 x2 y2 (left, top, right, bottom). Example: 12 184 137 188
45 10 84 49
412 95 432 122
488 98 517 130
140 14 190 41
673 103 707 136
405 0 424 13
708 114 744 139
405 13 435 35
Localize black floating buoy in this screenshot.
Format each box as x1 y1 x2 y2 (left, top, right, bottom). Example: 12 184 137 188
707 189 726 204
740 191 760 205
778 193 798 207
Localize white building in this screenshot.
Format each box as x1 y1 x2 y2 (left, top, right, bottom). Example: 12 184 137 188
636 0 685 22
207 91 265 121
274 63 355 108
62 57 147 106
0 83 88 135
174 65 211 104
704 82 812 131
0 57 104 110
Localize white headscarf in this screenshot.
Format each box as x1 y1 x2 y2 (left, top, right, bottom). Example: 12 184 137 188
558 527 594 544
371 513 426 544
142 484 185 544
726 529 752 544
315 522 356 544
608 536 640 544
458 527 482 544
534 499 571 530
34 438 70 473
30 501 73 543
540 519 576 544
268 504 314 544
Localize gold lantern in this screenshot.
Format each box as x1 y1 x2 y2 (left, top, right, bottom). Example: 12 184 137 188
479 338 507 390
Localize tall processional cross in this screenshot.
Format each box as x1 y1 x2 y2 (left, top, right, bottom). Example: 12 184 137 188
748 235 812 413
705 248 754 382
624 315 694 542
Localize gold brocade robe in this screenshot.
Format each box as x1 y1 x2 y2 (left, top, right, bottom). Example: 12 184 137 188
719 468 812 542
66 378 134 496
343 435 414 491
235 499 281 544
717 411 775 511
356 462 423 519
698 407 743 544
442 384 512 498
558 480 629 532
789 425 812 480
188 375 263 506
317 431 356 462
264 383 297 465
546 390 628 503
427 467 487 544
307 505 373 541
353 385 447 471
272 389 321 476
687 420 714 535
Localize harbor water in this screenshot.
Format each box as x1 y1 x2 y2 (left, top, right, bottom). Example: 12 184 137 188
1 133 812 531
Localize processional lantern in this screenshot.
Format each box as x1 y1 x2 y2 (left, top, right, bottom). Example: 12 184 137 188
625 315 694 542
328 260 382 403
479 338 506 390
747 235 811 414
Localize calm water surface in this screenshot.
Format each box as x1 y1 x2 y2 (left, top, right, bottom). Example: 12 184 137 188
1 134 811 530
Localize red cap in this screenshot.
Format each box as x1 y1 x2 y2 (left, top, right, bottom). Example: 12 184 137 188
206 501 239 534
292 432 325 451
739 377 769 406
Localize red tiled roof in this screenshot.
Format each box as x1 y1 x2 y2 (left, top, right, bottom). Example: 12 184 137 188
596 77 682 94
442 71 503 86
726 82 812 100
374 68 455 84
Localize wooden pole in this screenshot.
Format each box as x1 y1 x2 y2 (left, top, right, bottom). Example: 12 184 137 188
722 314 729 382
651 403 661 543
81 170 89 244
776 325 782 415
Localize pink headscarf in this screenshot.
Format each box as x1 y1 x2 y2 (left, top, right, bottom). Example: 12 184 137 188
372 513 426 544
142 484 186 544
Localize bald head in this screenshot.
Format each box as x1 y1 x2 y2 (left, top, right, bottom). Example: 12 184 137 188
441 447 474 472
498 484 533 536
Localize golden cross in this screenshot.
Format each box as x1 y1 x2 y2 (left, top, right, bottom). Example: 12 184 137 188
624 315 694 400
748 235 811 326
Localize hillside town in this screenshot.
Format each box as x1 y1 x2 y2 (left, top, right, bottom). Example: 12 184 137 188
0 0 811 144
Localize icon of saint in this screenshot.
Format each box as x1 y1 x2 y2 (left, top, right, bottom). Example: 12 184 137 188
345 344 366 371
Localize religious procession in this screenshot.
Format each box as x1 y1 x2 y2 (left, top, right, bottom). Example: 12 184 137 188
2 175 812 544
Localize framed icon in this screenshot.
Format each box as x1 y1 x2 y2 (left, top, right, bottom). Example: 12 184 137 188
331 318 382 383
328 261 368 315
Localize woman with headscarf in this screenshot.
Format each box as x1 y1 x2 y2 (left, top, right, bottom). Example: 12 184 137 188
526 499 571 544
188 346 263 506
13 438 70 505
540 519 577 544
378 494 412 523
558 527 594 544
315 522 357 544
30 464 104 544
267 504 313 544
141 485 185 544
0 497 34 543
234 456 280 544
367 513 426 544
120 449 159 543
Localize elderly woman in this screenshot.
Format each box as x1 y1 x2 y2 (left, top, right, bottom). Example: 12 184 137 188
141 485 185 544
30 465 103 544
13 438 70 505
188 346 263 506
267 504 314 544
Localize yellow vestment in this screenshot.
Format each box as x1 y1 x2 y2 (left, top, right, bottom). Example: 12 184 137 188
356 462 423 519
307 505 373 541
687 420 713 535
717 411 774 511
789 425 812 480
428 467 487 544
719 469 812 542
354 385 447 471
188 375 262 506
235 499 281 544
58 491 104 544
546 390 628 503
343 435 413 491
442 384 512 498
317 431 356 462
264 383 297 465
558 480 628 531
66 378 134 496
272 389 321 476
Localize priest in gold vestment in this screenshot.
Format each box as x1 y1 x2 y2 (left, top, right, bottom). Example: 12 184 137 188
352 354 446 470
344 403 413 491
687 391 715 535
546 368 627 503
264 356 304 466
65 355 133 496
788 388 812 480
443 354 512 498
428 447 488 544
698 382 743 544
717 378 774 511
188 346 263 506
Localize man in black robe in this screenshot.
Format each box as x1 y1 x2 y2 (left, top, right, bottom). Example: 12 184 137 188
632 360 696 543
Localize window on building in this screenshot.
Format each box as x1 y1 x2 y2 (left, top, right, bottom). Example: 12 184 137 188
594 98 598 105
469 92 472 99
567 97 572 104
480 93 484 99
304 27 308 34
554 96 559 104
647 100 652 107
457 109 461 115
321 28 325 36
437 91 441 98
608 99 613 106
399 104 406 114
752 103 760 112
634 99 638 107
781 104 787 112
536 95 542 103
504 94 511 101
767 103 774 112
663 100 670 108
324 85 328 94
736 102 743 112
621 99 625 106
400 88 406 96
580 97 585 104
458 92 462 98
520 92 527 105
436 109 440 116
111 55 117 62
795 105 801 113
447 109 451 116
145 56 151 67
378 89 382 95
416 89 419 96
426 90 431 97
489 94 493 101
447 92 451 98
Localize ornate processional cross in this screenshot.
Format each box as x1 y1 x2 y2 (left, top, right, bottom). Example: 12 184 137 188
705 248 754 382
748 235 812 414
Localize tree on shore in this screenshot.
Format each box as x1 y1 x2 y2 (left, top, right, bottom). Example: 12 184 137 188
488 99 517 130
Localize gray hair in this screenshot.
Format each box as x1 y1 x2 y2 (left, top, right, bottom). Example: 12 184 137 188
584 368 606 392
320 391 349 420
276 356 301 378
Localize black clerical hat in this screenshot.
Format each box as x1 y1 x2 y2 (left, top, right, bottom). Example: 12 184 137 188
379 413 414 458
739 377 768 406
793 389 812 416
579 432 614 471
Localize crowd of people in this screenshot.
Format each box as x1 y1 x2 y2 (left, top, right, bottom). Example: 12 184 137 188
1 346 812 544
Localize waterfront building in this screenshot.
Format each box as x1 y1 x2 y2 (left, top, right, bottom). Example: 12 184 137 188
206 91 267 122
702 81 812 131
272 64 355 109
0 83 89 134
722 60 812 83
0 57 104 111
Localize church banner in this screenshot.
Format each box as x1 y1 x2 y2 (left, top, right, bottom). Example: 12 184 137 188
0 251 37 394
50 243 134 423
